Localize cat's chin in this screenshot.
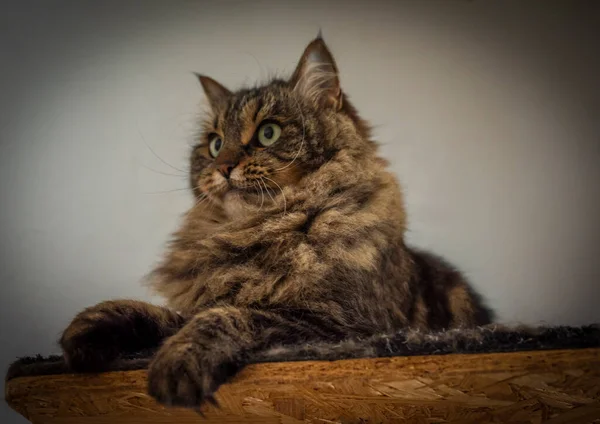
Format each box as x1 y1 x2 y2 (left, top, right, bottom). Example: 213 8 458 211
222 189 263 219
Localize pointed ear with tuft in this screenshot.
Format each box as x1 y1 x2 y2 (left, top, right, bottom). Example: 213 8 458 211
289 36 343 110
195 74 232 108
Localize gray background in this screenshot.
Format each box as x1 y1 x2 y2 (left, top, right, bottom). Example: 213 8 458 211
1 1 599 422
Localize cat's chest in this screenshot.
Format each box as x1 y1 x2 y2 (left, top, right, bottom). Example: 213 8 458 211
196 211 317 275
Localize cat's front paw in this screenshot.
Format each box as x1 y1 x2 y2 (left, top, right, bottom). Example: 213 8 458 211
147 339 230 408
60 302 131 372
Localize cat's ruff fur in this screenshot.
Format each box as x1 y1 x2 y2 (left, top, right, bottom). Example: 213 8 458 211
59 35 492 409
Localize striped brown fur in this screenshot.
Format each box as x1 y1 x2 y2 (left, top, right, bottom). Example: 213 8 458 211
60 35 492 409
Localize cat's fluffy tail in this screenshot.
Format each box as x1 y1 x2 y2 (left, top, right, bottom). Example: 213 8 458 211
408 248 494 329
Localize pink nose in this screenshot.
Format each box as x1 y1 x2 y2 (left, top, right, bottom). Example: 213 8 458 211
218 163 235 178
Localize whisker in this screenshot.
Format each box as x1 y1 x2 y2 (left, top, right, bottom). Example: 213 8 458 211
138 163 187 178
256 181 265 211
253 180 265 212
187 191 218 219
260 177 276 204
263 176 287 215
259 179 271 210
137 124 189 174
272 163 300 175
190 194 211 211
143 187 190 195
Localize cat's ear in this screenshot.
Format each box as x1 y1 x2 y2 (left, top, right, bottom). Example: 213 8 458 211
290 35 342 110
195 74 231 108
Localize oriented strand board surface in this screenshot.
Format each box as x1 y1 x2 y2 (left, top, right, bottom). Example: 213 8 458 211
5 349 600 423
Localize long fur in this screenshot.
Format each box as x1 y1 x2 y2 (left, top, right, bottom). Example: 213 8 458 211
59 36 493 409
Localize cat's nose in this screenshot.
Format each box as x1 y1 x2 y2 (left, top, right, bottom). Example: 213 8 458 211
218 163 236 179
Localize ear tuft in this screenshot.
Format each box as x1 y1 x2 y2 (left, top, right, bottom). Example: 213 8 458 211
289 37 342 110
195 74 231 108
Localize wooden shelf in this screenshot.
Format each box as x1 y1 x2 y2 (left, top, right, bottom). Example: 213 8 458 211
6 348 600 423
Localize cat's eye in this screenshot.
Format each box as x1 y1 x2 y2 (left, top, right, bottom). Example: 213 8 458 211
209 135 223 158
257 123 281 147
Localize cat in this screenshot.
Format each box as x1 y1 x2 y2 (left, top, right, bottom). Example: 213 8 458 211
60 34 493 408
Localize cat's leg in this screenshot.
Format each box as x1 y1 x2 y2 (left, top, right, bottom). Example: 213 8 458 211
60 300 186 372
147 305 345 407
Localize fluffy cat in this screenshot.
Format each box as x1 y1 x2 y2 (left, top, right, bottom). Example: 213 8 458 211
60 35 492 408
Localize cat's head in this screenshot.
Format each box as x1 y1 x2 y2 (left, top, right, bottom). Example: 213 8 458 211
190 35 374 212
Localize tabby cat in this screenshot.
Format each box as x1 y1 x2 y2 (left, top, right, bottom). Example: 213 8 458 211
60 35 492 408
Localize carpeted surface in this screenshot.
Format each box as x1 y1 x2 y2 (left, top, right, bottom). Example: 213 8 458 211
6 324 599 382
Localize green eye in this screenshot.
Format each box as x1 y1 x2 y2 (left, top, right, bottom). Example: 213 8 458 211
209 135 223 158
257 123 281 147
